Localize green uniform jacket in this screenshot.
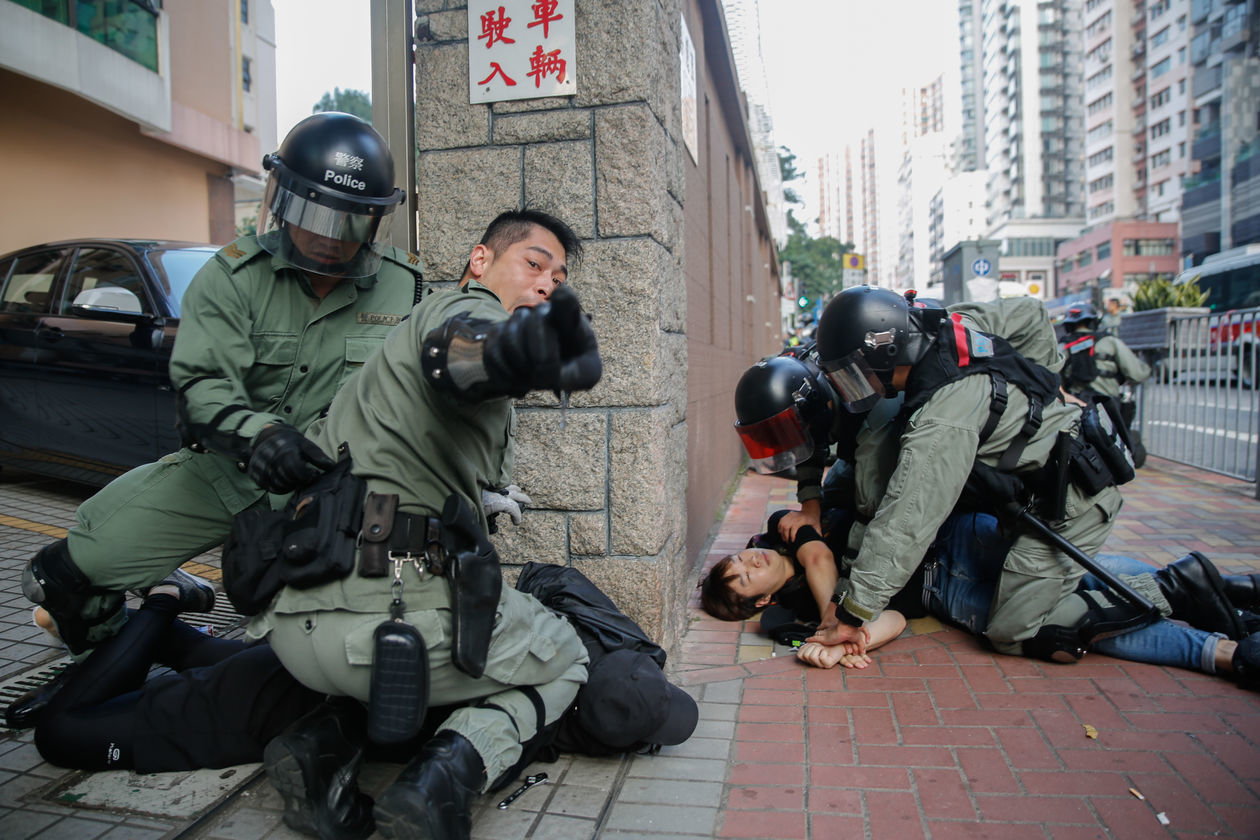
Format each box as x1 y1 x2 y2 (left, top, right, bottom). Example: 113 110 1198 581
171 236 420 460
1078 333 1151 398
838 297 1083 622
259 279 515 619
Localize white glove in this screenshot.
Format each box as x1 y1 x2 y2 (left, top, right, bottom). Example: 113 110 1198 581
481 485 532 527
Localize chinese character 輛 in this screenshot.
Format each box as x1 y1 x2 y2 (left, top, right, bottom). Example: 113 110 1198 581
526 44 566 87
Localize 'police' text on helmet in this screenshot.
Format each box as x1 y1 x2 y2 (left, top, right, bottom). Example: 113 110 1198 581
256 112 405 278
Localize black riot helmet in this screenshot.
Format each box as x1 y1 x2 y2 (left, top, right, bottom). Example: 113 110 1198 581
1062 303 1101 331
256 112 405 278
816 286 945 412
734 354 837 474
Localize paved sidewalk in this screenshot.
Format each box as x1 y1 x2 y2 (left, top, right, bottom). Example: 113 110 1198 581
0 457 1257 839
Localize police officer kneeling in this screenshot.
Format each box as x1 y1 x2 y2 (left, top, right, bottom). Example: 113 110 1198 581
243 211 600 840
808 286 1248 663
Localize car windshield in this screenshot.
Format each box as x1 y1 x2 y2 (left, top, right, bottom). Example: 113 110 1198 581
146 247 216 316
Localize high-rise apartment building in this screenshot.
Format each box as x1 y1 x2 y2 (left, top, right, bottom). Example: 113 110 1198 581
1138 0 1192 223
1083 0 1139 223
957 0 986 172
722 0 788 247
981 0 1087 226
0 0 277 251
1180 0 1259 264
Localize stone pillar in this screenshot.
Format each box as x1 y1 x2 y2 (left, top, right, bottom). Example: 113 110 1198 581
412 0 690 649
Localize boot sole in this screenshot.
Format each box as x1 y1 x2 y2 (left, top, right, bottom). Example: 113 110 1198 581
374 785 467 840
263 735 321 837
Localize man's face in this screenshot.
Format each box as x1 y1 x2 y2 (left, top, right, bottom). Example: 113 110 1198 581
723 548 790 607
287 226 362 269
469 224 567 312
1106 299 1120 314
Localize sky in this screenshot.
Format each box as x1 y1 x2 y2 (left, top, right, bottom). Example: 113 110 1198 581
272 0 374 140
270 0 956 226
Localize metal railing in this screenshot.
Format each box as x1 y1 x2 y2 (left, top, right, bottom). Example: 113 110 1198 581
1133 307 1259 494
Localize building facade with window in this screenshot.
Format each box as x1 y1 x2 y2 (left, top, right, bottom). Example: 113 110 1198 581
0 0 277 252
1055 219 1181 295
1180 0 1260 265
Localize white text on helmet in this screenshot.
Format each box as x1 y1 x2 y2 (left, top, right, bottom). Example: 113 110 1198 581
324 170 367 191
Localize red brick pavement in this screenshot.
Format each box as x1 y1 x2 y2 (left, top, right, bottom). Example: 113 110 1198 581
679 458 1260 839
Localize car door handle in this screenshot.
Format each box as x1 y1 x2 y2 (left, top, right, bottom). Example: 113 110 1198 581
38 326 65 342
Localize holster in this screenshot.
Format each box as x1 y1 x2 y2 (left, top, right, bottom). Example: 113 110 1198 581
439 493 503 678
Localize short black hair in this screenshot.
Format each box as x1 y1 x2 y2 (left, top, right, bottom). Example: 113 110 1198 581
461 209 581 280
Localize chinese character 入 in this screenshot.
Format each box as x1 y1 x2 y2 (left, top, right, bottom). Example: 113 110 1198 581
478 61 518 87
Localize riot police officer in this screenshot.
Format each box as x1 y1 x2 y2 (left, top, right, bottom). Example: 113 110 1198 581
19 112 423 664
807 286 1246 662
252 210 601 840
1059 302 1151 400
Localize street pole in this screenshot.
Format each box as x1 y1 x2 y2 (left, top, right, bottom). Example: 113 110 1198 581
370 0 417 255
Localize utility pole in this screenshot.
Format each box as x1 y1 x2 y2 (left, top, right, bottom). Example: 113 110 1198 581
370 0 417 254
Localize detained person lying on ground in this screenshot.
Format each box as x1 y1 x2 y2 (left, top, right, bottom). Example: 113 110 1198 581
699 510 906 670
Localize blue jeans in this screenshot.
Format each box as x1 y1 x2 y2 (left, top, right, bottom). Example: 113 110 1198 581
921 512 1222 673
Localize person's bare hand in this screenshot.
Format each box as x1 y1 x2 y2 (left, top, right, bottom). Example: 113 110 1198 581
806 622 869 655
1060 387 1087 407
795 641 874 670
777 510 821 542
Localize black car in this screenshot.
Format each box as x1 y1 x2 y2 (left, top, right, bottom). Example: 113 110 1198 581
0 239 217 485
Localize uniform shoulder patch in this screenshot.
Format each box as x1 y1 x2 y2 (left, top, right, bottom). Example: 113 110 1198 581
969 332 995 358
382 246 424 272
215 237 264 271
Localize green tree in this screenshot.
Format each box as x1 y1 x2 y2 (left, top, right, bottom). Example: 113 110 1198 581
777 146 852 309
778 146 804 209
312 87 372 121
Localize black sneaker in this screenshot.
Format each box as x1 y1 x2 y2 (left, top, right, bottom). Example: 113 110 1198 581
3 665 75 729
1232 634 1260 692
144 568 216 614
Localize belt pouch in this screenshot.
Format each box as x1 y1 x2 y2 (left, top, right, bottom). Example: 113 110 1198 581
367 618 429 744
222 507 288 615
278 454 366 588
358 492 399 578
441 494 503 678
1068 435 1113 496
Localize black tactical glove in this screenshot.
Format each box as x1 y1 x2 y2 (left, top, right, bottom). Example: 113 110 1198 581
246 423 336 493
423 284 602 401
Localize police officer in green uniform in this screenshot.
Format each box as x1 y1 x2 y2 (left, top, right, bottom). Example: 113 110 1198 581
20 112 423 659
807 287 1246 662
1059 302 1151 399
252 210 601 840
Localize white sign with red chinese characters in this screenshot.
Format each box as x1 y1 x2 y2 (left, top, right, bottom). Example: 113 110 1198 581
468 1 576 104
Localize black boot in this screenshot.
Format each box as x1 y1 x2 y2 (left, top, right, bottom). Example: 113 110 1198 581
1222 572 1260 611
1152 553 1247 640
263 702 375 840
1231 634 1260 691
373 730 486 840
3 665 75 730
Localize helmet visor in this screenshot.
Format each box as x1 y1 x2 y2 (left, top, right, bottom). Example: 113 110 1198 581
735 405 815 474
257 178 396 277
821 350 885 413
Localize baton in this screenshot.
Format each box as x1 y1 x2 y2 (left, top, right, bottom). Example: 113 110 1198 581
1008 501 1160 618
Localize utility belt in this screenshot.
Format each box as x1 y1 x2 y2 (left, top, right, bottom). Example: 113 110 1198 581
974 398 1136 526
221 445 503 743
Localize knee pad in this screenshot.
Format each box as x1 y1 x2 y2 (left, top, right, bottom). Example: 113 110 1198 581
23 541 123 655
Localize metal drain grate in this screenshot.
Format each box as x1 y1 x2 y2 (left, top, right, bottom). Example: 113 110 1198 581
0 658 72 726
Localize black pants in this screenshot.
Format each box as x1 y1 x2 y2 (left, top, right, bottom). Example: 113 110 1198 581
34 597 325 773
